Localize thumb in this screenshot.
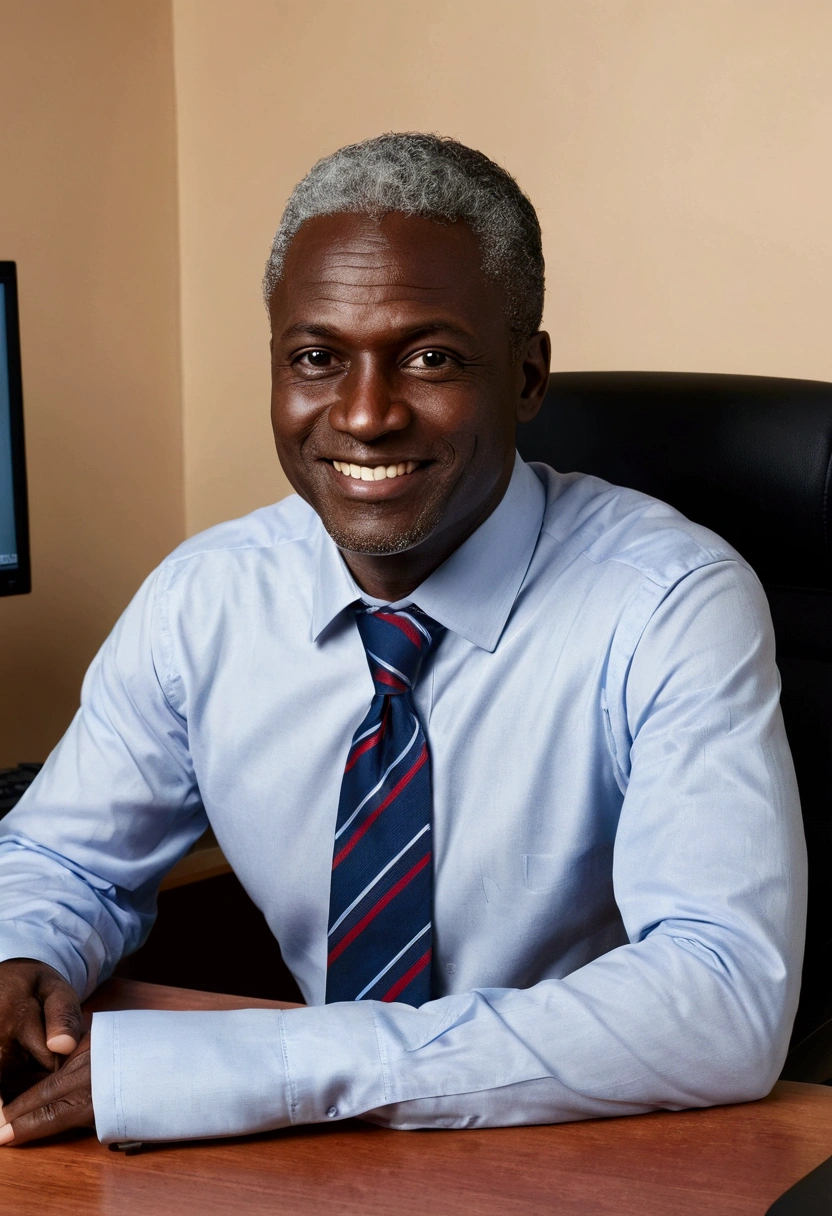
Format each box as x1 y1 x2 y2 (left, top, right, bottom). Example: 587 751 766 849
41 978 83 1056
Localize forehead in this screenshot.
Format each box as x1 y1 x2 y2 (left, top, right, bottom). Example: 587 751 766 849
269 211 507 340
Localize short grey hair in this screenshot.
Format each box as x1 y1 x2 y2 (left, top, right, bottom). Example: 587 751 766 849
263 133 545 352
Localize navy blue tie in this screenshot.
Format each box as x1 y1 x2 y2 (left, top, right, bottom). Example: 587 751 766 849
326 605 443 1006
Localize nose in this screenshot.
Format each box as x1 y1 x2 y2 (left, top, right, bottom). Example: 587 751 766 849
328 361 412 442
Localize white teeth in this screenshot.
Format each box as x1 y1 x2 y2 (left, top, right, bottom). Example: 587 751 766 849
332 460 420 481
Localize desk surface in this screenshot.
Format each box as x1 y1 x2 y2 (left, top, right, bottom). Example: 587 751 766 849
0 978 830 1215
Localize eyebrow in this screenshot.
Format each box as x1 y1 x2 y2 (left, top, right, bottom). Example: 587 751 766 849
280 323 341 342
278 320 476 344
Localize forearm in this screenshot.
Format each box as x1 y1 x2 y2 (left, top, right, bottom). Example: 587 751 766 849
365 931 795 1129
0 836 150 998
0 572 206 996
90 924 795 1142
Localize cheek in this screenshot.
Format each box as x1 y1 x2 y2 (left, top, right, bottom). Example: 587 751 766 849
440 398 511 462
414 389 486 446
271 387 325 447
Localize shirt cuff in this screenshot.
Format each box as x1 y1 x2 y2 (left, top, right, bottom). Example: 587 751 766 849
91 1009 293 1143
91 1001 387 1142
0 931 77 989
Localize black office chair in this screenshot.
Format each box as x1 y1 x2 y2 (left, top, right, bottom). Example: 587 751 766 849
516 371 832 1083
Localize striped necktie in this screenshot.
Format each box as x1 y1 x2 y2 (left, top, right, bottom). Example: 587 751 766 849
326 604 443 1006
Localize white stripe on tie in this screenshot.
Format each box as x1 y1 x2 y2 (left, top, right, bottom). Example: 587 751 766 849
354 923 431 1001
367 650 412 688
327 824 430 938
351 718 384 746
398 610 432 643
334 716 420 841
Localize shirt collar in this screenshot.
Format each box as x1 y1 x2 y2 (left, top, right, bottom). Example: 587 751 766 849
311 451 546 653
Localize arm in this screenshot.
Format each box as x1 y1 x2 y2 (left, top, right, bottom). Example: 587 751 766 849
0 568 206 993
76 558 805 1142
0 568 206 1138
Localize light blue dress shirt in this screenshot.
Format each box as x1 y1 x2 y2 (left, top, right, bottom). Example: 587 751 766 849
0 455 806 1142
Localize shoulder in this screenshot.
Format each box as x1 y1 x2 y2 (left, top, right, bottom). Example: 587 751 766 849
136 496 322 684
162 494 319 567
531 462 749 591
148 494 324 617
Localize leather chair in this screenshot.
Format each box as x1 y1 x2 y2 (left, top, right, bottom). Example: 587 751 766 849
516 371 832 1083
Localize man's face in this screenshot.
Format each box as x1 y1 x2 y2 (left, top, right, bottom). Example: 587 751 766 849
269 211 547 572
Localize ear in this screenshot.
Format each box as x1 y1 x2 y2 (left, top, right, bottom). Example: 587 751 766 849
516 331 551 424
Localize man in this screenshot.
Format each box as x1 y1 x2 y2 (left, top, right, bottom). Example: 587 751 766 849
0 134 805 1146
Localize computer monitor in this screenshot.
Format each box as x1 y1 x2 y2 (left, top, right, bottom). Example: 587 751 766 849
0 262 30 596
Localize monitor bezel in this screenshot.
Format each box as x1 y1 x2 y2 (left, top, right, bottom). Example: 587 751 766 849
0 262 31 597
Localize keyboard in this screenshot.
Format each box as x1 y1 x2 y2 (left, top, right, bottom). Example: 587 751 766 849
0 763 43 820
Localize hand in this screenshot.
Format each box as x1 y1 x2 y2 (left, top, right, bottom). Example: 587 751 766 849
0 958 86 1143
0 1034 93 1146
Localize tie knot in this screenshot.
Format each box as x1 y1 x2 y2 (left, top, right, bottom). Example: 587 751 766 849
355 606 442 696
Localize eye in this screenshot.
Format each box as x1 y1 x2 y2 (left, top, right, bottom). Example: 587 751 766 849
405 350 453 370
297 349 334 368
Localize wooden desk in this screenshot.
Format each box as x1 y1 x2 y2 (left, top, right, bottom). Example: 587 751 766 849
1 979 831 1215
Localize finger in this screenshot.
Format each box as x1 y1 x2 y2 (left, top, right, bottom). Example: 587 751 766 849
40 980 82 1056
2 1068 68 1123
1 1041 90 1123
0 1057 50 1105
0 1052 93 1146
10 1001 56 1073
0 1089 94 1147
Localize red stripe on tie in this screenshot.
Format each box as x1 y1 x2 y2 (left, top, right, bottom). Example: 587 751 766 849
333 743 428 868
375 612 422 647
327 852 431 966
343 715 384 773
381 948 432 1003
376 668 407 691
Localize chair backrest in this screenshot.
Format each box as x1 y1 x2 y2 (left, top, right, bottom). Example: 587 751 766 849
516 371 832 1079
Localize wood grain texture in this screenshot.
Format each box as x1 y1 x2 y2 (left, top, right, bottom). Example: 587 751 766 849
1 978 831 1216
87 977 302 1013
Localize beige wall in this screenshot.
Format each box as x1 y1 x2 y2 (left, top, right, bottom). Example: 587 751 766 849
2 0 831 762
173 0 832 536
0 1 184 764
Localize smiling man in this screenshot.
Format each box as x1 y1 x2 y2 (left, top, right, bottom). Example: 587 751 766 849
268 207 543 600
0 134 805 1147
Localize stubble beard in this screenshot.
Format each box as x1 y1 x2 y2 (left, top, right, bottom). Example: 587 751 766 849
317 495 447 557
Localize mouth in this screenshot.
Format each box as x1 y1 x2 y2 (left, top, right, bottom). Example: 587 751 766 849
329 459 421 483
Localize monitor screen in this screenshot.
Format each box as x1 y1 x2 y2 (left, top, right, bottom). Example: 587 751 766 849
0 262 30 596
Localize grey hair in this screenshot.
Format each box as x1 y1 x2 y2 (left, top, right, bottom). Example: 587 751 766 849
263 133 544 352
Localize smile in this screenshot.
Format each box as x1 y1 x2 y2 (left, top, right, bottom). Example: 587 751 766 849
331 460 419 482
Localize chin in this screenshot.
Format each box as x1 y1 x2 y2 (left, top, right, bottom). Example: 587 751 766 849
323 520 436 557
309 470 455 558
319 501 445 558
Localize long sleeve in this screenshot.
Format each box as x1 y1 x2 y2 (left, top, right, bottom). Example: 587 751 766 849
0 568 207 997
90 557 807 1141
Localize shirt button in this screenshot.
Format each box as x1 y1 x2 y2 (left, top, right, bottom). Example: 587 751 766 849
446 963 457 974
326 1106 338 1119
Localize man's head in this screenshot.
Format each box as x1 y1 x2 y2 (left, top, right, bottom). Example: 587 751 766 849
264 133 550 598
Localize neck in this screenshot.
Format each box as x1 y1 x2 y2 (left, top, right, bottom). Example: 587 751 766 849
341 547 444 603
340 470 512 602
